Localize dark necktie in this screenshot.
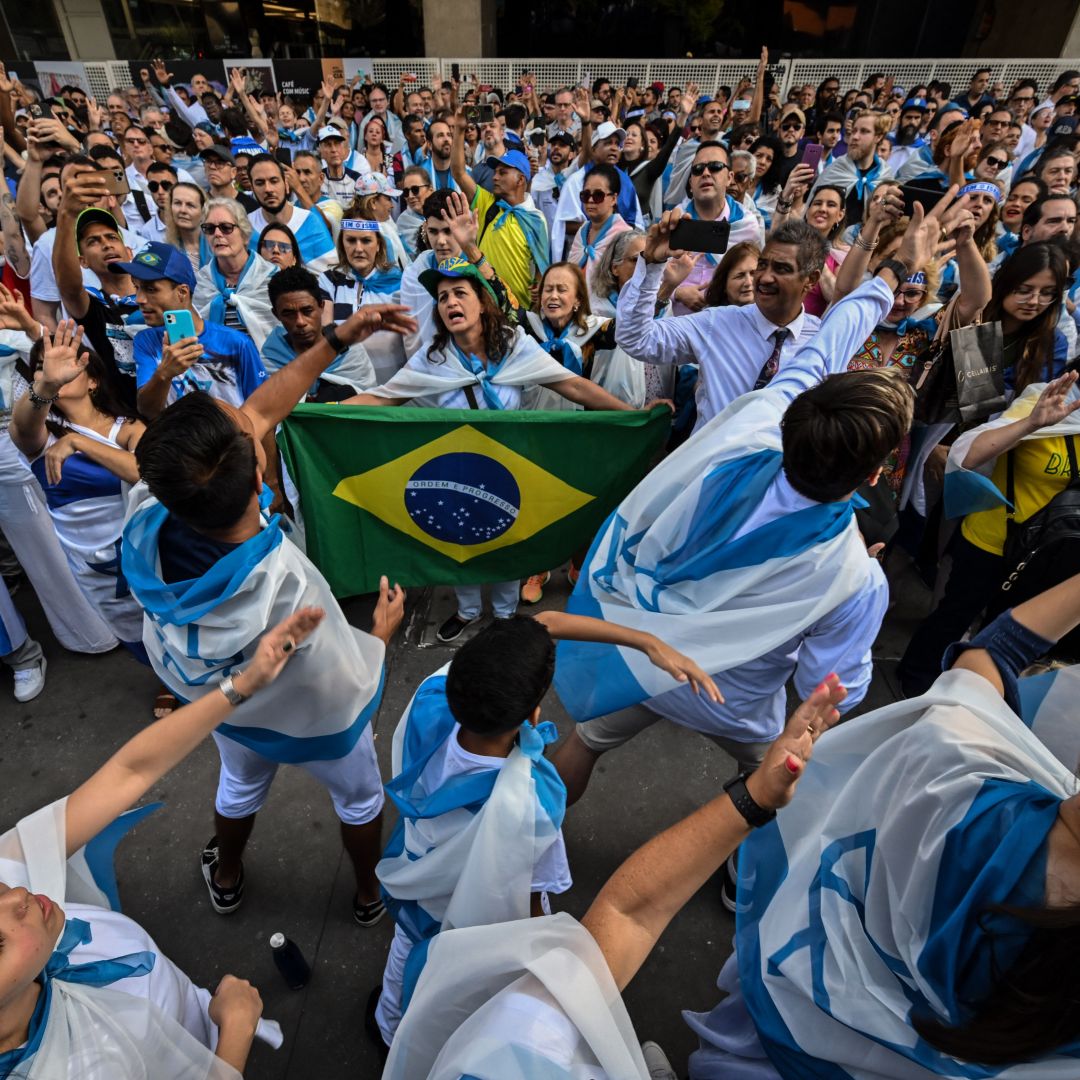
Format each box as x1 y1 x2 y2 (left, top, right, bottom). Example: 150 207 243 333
753 328 790 390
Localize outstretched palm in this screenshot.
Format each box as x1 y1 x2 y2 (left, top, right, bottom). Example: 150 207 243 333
40 321 89 390
1031 372 1080 430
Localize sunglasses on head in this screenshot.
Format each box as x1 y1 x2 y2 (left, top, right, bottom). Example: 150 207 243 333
690 160 728 176
147 179 174 193
403 184 428 196
581 188 613 202
201 221 238 235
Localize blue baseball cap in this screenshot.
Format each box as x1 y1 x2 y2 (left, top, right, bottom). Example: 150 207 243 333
902 96 929 113
108 242 196 290
486 148 532 183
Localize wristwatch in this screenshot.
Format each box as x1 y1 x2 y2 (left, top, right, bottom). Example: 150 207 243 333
322 323 345 354
723 772 776 828
874 256 911 291
218 673 249 707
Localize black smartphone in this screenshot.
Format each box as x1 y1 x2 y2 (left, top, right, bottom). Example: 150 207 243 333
626 77 640 90
669 218 731 255
274 147 293 167
900 181 947 219
465 104 495 125
451 63 461 82
529 129 546 147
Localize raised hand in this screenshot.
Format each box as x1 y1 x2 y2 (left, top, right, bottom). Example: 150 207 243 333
680 81 700 118
0 283 34 334
643 636 722 701
896 184 960 274
160 337 204 381
234 606 325 693
781 163 816 204
643 207 687 265
1029 371 1080 431
38 321 89 395
340 303 419 344
572 85 591 122
370 574 406 645
662 249 703 292
441 189 479 251
746 673 846 811
150 58 173 87
0 63 12 95
229 66 246 95
866 185 904 229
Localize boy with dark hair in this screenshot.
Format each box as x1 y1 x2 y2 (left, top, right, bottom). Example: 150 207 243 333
372 611 718 1048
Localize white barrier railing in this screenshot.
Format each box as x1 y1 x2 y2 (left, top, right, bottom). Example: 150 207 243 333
30 57 1080 106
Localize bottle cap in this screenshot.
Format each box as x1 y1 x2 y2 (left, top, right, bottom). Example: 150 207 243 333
269 932 285 949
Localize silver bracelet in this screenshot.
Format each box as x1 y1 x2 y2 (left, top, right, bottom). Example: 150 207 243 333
218 673 249 707
853 232 879 252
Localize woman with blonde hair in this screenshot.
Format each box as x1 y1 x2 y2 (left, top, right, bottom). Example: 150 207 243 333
163 181 209 271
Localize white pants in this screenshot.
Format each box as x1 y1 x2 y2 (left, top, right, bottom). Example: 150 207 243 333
212 725 385 825
455 579 520 620
375 923 412 1046
69 540 145 645
0 478 116 654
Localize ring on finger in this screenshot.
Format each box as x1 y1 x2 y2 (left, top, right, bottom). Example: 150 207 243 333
806 724 816 736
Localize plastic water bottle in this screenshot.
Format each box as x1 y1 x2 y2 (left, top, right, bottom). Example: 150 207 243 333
270 932 310 989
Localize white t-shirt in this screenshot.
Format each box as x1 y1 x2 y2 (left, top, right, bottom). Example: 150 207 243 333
419 723 571 895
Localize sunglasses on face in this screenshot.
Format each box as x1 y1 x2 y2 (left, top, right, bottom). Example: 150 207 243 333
260 239 292 254
125 136 149 146
690 160 728 176
147 179 174 193
581 189 614 202
403 184 429 197
201 221 238 235
732 172 750 184
780 121 803 132
985 156 1008 169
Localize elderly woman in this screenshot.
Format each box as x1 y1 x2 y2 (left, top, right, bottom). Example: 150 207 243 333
192 197 278 350
344 256 655 643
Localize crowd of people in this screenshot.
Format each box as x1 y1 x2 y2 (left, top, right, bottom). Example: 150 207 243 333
3 50 1080 1079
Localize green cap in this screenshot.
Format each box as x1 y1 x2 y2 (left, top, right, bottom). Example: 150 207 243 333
418 255 499 306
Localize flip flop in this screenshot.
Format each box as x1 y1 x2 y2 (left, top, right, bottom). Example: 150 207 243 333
154 687 178 720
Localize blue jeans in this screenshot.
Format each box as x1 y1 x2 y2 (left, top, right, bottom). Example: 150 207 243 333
454 580 520 620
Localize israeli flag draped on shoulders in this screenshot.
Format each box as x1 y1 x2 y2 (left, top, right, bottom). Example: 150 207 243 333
942 381 1080 519
377 665 566 1016
120 481 385 763
555 389 874 720
193 252 279 351
384 914 650 1080
688 666 1080 1079
261 324 376 394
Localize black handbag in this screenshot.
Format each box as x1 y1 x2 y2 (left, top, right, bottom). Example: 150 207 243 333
911 320 1006 428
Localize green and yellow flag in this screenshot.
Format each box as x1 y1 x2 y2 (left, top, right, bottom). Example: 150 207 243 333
278 405 670 597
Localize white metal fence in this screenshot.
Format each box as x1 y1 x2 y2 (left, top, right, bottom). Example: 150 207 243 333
31 57 1080 102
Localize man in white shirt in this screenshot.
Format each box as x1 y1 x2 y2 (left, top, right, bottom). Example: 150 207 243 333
121 124 195 232
531 131 579 238
615 217 828 430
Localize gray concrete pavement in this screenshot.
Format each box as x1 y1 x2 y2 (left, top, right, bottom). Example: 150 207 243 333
1 561 928 1078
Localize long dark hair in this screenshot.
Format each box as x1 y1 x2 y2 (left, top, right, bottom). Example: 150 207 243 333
704 241 760 307
257 220 301 265
19 339 131 437
751 135 785 195
914 904 1080 1063
984 241 1067 393
428 276 516 365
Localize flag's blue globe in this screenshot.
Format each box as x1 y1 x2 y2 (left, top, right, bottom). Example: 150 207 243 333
404 453 521 544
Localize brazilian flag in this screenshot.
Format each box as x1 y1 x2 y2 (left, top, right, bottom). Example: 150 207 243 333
278 405 670 598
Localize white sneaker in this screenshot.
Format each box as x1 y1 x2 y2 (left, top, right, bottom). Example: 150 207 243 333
13 658 46 703
641 1040 677 1080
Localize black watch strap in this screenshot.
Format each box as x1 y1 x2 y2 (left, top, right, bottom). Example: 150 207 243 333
723 772 777 828
322 323 345 354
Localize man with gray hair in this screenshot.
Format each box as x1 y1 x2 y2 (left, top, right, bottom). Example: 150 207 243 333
615 215 830 431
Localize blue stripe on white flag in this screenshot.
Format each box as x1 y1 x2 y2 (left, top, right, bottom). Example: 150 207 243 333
943 466 1009 520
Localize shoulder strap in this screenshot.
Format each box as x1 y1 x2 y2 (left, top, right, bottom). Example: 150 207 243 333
131 189 152 223
1006 448 1016 525
1067 435 1080 488
462 384 480 409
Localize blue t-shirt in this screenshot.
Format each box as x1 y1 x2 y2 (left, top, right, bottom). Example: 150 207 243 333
157 514 241 584
134 320 267 408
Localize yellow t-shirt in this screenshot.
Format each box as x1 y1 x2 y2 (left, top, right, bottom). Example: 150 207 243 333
962 398 1075 556
473 187 536 308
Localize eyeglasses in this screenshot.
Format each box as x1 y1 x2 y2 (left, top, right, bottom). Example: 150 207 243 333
1011 95 1035 104
780 121 803 131
690 160 728 176
147 179 174 193
125 136 149 146
201 221 238 235
896 288 927 302
402 184 429 197
985 156 1008 170
260 239 292 254
581 189 614 202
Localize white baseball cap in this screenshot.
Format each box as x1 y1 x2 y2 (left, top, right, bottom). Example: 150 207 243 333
591 120 626 147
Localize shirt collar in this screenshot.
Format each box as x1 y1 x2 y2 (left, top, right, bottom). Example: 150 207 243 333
744 302 807 343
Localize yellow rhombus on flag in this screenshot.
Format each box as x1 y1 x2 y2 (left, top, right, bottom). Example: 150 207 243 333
332 424 595 564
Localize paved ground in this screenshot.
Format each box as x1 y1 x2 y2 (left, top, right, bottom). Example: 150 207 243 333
2 561 928 1079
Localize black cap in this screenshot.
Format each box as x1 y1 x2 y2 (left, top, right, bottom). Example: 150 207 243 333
549 130 577 148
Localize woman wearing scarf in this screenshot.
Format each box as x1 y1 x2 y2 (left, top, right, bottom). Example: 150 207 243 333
692 570 1080 1079
566 164 631 309
0 607 321 1078
318 219 406 384
192 199 278 351
344 256 654 643
351 173 410 268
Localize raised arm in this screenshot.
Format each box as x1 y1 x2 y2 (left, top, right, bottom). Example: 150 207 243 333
10 321 87 458
64 608 324 854
0 186 30 280
53 170 113 320
230 67 268 139
747 47 768 125
152 59 210 130
945 196 993 324
832 186 904 302
242 303 418 438
14 139 48 244
449 107 478 204
582 675 846 990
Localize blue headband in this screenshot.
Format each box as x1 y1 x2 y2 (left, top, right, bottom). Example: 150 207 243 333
906 270 928 285
959 180 1004 204
340 218 381 232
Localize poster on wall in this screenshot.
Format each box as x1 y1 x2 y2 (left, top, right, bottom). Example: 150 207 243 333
341 59 379 86
126 61 227 99
273 59 344 105
223 58 276 96
33 62 91 97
